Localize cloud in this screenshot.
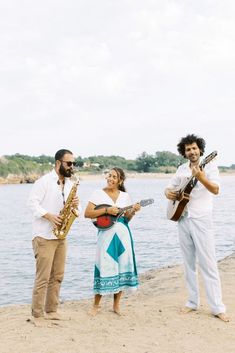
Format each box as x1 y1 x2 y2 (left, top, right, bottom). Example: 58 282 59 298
0 0 234 165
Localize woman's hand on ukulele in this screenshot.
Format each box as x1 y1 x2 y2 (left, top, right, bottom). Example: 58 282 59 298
107 206 119 216
125 203 140 218
133 203 141 212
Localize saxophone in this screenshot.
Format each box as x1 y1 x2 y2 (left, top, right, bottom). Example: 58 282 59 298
53 178 80 240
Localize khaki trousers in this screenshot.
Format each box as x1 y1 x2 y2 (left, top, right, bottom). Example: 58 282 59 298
32 236 67 318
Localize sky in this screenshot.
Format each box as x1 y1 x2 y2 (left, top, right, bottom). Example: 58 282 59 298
0 0 235 166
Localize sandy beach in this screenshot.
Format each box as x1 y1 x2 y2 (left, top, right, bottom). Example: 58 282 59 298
0 253 234 353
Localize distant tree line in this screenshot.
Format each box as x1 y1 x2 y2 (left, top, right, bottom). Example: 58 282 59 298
0 154 54 178
0 152 234 178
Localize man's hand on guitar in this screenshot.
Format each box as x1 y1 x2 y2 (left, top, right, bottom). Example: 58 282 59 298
191 165 219 195
191 165 205 180
165 188 179 201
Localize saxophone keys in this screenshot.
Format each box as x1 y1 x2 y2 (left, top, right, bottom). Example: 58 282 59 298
72 208 79 217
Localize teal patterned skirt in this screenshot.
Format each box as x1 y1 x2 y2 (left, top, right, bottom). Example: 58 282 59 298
93 218 139 295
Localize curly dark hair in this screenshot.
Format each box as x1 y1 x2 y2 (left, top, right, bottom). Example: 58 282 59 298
177 134 206 158
111 167 126 192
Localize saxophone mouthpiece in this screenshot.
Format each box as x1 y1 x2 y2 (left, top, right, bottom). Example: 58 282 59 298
71 174 80 184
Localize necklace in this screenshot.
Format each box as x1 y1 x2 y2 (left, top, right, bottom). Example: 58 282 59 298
57 179 65 205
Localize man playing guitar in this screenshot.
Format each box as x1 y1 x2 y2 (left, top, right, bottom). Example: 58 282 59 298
165 134 229 322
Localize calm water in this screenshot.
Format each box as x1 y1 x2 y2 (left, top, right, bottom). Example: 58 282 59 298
0 176 234 306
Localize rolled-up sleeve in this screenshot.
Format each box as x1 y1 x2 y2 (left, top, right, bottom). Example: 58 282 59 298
207 162 221 193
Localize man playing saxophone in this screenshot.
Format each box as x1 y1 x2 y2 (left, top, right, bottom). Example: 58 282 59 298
27 149 80 326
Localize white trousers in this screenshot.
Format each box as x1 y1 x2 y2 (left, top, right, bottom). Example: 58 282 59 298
178 215 225 315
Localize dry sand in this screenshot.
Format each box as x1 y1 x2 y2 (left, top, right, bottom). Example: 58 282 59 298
0 253 235 353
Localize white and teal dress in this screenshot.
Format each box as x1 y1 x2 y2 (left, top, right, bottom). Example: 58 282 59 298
90 189 139 295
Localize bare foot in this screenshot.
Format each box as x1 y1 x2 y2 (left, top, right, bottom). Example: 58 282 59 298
28 316 48 327
214 313 230 322
89 305 100 317
45 312 69 321
180 306 196 314
45 312 60 320
113 305 121 316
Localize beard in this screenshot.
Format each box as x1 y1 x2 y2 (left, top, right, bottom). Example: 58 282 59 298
59 164 74 178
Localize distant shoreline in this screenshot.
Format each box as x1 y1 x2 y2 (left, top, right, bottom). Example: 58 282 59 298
79 172 173 181
0 170 234 185
79 171 235 181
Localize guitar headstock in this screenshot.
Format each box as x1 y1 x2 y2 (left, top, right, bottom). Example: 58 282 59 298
139 198 154 207
201 150 217 167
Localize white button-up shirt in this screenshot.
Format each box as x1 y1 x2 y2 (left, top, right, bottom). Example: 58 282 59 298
27 169 78 239
167 160 220 218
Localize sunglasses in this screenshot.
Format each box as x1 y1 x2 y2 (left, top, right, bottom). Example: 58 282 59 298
60 160 77 167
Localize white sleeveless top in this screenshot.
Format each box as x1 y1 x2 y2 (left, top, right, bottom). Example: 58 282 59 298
89 189 132 208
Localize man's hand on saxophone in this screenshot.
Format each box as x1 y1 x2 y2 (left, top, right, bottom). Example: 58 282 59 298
71 196 80 210
43 213 63 227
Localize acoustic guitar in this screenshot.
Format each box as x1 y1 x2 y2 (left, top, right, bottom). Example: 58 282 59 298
92 198 154 230
166 151 217 221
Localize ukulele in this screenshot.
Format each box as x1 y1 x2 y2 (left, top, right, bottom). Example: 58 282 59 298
166 151 217 221
92 198 154 230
